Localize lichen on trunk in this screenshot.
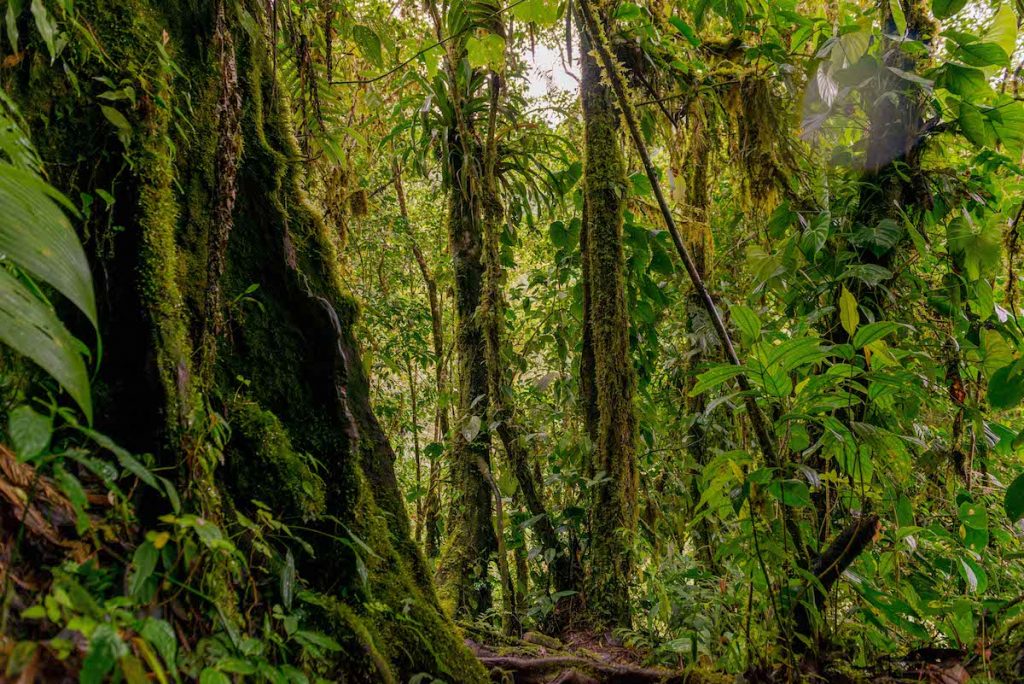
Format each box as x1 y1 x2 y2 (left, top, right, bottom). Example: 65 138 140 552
576 0 640 630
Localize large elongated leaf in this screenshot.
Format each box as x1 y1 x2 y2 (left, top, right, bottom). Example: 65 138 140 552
0 163 96 326
932 0 968 19
0 267 92 421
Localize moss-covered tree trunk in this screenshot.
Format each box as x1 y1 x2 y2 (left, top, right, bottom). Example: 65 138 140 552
6 2 486 680
577 0 639 629
479 72 576 625
671 100 720 571
433 117 497 618
837 0 934 330
427 0 499 618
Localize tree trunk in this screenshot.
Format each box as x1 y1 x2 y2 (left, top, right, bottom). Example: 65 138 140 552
576 0 640 629
479 73 576 618
671 99 720 572
394 160 447 555
7 1 486 680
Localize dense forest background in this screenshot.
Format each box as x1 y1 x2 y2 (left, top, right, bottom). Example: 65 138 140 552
2 0 1024 681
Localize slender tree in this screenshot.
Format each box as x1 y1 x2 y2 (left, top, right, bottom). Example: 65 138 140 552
576 0 640 629
394 159 448 557
428 0 498 616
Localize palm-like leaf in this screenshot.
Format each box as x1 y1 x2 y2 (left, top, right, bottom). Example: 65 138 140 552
0 102 95 422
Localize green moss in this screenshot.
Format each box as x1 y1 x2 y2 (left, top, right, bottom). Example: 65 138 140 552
432 98 498 620
223 398 325 519
578 3 639 629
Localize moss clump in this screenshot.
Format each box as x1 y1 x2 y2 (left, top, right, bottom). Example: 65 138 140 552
223 398 326 520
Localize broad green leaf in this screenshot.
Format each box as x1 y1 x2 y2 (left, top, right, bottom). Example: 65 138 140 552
466 33 505 71
984 2 1017 61
839 286 859 337
953 41 1009 68
615 2 643 21
959 101 993 148
29 0 56 60
511 0 559 26
958 501 988 530
989 96 1024 156
766 479 812 508
352 25 383 67
851 218 902 256
281 548 295 610
969 278 994 319
8 405 52 458
766 337 825 373
947 216 1001 280
53 463 89 533
294 630 343 652
838 446 874 486
82 625 128 684
5 1 19 53
129 541 158 599
962 524 988 552
669 17 700 46
199 670 231 684
140 619 177 673
730 304 760 344
422 43 442 79
889 0 906 35
0 164 96 326
689 364 745 396
0 268 92 421
1005 473 1024 523
100 105 132 134
937 64 992 98
932 0 968 19
549 220 570 248
800 212 830 258
958 556 988 594
988 359 1024 409
853 321 899 348
831 31 870 70
896 494 914 527
83 429 160 489
629 171 652 197
979 328 1013 378
760 368 793 398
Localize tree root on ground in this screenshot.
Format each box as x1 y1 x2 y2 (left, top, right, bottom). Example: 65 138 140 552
467 639 719 684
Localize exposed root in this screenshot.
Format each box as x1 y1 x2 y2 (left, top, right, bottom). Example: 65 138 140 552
467 637 724 684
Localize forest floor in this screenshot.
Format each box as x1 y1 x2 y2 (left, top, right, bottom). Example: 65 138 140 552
465 626 976 683
467 630 709 683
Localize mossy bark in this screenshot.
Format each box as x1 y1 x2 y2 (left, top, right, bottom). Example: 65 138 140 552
839 0 934 329
670 99 720 572
433 122 497 618
5 1 485 680
577 0 640 630
480 72 575 626
429 0 499 617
